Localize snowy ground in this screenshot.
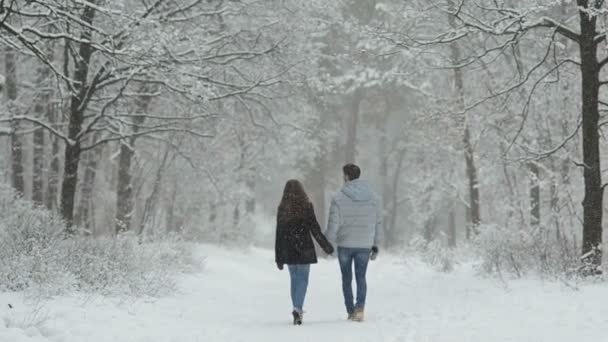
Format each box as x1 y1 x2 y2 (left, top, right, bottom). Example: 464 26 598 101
2 245 608 342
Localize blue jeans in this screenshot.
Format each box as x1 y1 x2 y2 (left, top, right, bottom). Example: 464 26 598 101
287 264 310 312
338 247 371 314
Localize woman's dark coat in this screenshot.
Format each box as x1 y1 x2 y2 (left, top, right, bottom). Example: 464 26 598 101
275 203 334 265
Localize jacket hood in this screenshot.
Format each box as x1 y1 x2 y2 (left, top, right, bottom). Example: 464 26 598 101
341 179 373 202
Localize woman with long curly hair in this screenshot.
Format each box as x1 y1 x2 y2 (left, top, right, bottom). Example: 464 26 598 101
275 179 334 325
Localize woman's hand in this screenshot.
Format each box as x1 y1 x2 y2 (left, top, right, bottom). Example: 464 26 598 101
324 244 335 255
276 262 284 270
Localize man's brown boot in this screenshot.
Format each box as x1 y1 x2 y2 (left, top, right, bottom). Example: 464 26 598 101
353 308 364 322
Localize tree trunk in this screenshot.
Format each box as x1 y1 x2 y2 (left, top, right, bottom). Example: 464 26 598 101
75 143 103 231
209 200 218 240
578 3 603 269
345 88 363 163
233 204 240 227
61 134 82 231
307 99 333 227
464 130 481 236
550 0 572 239
32 48 54 205
447 207 456 248
466 133 481 226
245 168 256 215
115 141 136 233
139 144 172 235
32 28 55 205
551 120 572 240
165 175 178 232
423 215 437 242
311 151 327 226
60 4 97 231
499 141 525 226
448 2 481 236
529 161 541 226
5 45 24 196
115 90 150 234
45 105 61 211
388 148 406 245
465 203 472 240
379 96 392 241
32 115 45 204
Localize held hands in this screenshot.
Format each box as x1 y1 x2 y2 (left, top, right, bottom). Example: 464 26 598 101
324 244 335 255
277 263 284 271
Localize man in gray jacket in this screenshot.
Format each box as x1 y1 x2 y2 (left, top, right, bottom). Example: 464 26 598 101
326 164 383 322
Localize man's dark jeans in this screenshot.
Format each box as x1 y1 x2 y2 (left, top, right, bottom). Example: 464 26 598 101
338 247 371 314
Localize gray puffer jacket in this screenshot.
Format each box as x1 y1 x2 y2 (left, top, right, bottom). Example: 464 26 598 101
325 179 383 249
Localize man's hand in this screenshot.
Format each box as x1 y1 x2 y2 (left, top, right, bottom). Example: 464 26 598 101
276 263 284 270
370 246 379 260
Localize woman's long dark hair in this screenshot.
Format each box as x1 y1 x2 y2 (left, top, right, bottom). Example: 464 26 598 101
278 179 310 223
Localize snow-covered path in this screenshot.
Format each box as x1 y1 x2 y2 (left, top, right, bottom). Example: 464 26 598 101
3 245 608 342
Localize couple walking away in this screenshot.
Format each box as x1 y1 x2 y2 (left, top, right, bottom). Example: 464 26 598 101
275 164 384 325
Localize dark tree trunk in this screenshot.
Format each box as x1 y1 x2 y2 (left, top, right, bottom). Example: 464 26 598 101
5 46 24 196
463 125 481 236
60 4 96 231
115 90 150 234
529 162 541 226
115 142 136 233
61 142 82 231
578 2 603 268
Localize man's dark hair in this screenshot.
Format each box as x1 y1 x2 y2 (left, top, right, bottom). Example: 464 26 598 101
343 164 361 181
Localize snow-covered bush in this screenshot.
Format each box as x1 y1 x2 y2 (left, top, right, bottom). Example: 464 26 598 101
410 235 458 272
0 186 67 293
0 185 201 297
59 235 201 297
474 223 580 278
